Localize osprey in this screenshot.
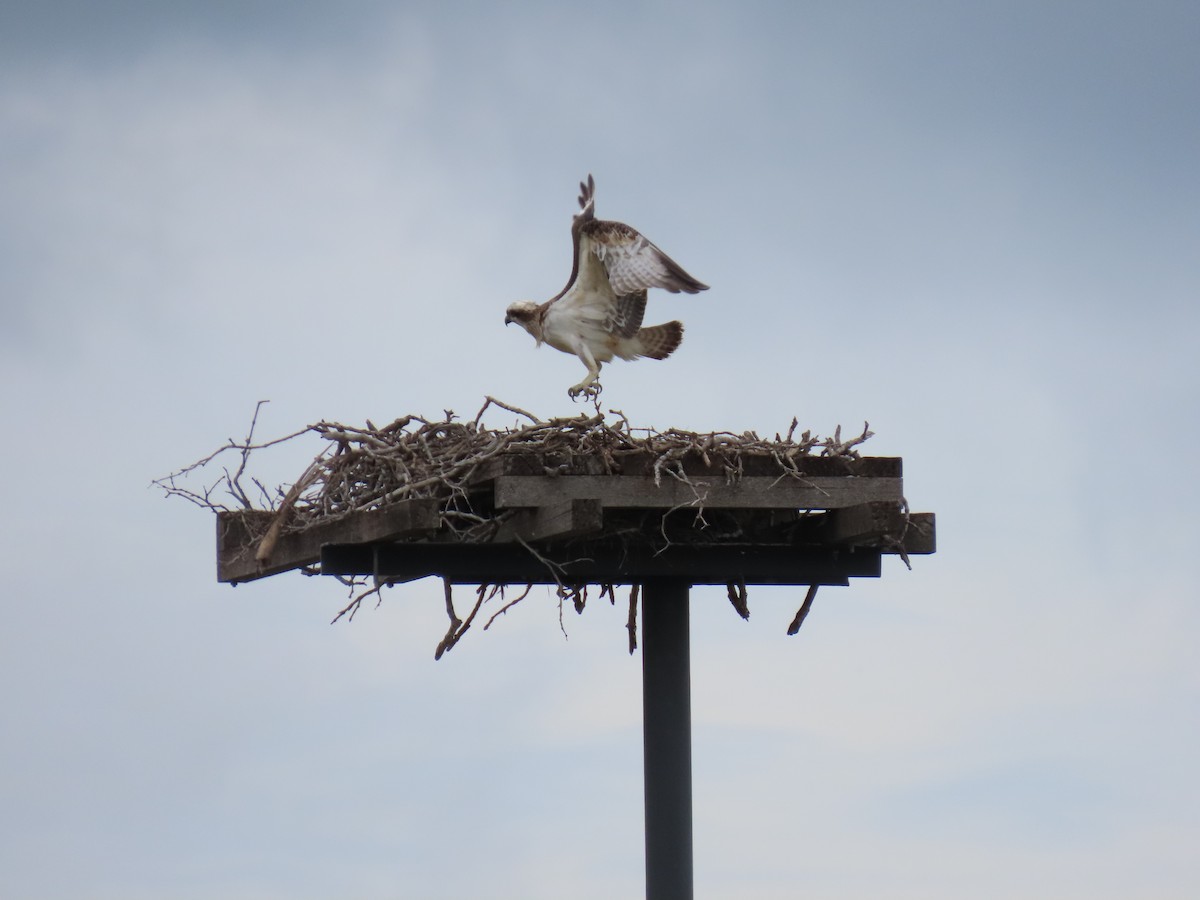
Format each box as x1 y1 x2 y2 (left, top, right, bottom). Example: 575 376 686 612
505 175 708 400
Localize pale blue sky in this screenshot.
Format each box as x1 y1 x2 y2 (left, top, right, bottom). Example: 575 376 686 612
2 2 1198 898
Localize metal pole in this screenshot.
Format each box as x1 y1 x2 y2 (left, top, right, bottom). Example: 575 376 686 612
641 578 693 900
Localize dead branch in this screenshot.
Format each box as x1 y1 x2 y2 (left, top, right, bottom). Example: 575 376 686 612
821 422 874 459
484 583 534 630
474 395 543 427
331 577 386 624
435 578 467 659
726 581 750 620
255 455 326 566
434 582 492 659
787 584 820 635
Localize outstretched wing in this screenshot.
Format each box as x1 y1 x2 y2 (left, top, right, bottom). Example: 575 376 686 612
546 173 707 319
582 220 709 296
545 174 599 307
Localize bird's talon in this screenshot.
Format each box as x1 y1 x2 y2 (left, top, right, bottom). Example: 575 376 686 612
567 383 602 401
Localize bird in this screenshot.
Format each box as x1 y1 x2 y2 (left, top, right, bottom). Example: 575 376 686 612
505 175 708 400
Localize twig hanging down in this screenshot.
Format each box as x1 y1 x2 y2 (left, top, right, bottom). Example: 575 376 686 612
726 581 750 620
484 583 534 630
571 584 587 614
434 578 462 659
436 581 491 660
627 584 640 655
787 584 820 635
330 577 387 624
884 497 914 571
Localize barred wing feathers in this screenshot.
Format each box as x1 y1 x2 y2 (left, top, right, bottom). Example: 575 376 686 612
549 175 708 306
612 290 647 338
582 220 709 296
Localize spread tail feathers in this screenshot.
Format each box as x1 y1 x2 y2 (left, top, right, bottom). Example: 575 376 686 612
636 321 684 360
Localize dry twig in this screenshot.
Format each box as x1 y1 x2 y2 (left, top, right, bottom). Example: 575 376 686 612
787 584 820 635
726 581 750 620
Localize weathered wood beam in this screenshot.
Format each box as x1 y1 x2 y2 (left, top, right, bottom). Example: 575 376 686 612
898 512 936 555
826 501 899 545
217 499 441 584
217 510 274 582
320 541 880 585
491 498 604 543
492 475 902 511
825 503 937 556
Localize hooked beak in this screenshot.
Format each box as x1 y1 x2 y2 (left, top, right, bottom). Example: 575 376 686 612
504 314 514 326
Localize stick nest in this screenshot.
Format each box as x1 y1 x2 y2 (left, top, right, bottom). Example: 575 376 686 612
159 396 873 525
157 397 876 656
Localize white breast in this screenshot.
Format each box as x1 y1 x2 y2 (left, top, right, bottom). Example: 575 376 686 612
542 280 619 361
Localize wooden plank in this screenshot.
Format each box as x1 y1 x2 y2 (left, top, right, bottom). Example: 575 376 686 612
826 501 906 545
827 503 936 556
218 499 441 583
492 475 902 511
321 541 881 586
895 512 936 555
217 510 274 582
491 498 604 543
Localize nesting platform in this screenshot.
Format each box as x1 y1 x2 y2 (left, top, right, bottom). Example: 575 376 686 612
202 418 937 900
216 450 934 589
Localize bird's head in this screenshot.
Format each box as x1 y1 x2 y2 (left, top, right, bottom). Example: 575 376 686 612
504 300 541 337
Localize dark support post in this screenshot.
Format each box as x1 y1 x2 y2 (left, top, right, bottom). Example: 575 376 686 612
641 578 693 900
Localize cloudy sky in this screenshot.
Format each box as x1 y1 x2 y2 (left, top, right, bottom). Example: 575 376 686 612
2 2 1198 897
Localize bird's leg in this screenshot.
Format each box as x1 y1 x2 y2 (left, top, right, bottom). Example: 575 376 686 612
567 347 602 401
